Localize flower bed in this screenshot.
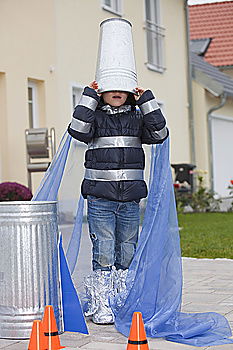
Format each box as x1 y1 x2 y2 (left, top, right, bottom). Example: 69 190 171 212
0 182 32 201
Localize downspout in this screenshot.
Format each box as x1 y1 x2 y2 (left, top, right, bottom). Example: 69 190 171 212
207 92 227 191
184 0 196 166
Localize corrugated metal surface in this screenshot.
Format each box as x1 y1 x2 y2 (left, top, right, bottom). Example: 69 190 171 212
0 201 63 339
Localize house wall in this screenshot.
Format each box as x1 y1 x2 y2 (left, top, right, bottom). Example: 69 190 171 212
192 81 210 181
0 0 57 189
0 72 8 180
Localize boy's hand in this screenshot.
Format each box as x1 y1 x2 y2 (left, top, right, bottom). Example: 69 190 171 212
135 87 145 100
89 80 99 91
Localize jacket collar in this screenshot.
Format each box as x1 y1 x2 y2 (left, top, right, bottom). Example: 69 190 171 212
101 104 131 115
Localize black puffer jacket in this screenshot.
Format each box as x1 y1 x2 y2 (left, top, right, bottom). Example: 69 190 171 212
68 87 168 202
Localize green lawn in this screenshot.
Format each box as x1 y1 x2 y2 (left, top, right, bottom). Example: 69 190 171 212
178 212 233 259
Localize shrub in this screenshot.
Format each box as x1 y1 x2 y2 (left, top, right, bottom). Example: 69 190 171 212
174 176 221 213
0 182 32 201
227 180 233 212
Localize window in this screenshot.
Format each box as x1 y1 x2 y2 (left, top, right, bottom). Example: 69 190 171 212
71 85 86 148
102 0 122 16
28 81 38 128
72 86 83 109
145 0 165 72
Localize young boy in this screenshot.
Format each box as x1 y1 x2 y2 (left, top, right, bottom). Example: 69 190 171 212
67 81 168 324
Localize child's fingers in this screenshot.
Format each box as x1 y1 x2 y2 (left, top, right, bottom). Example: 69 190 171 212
135 87 145 99
136 87 145 94
89 81 99 89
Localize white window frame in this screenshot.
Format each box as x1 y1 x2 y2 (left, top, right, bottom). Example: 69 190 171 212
144 0 165 73
101 0 122 16
70 83 86 147
71 84 84 111
28 81 39 128
157 100 164 113
142 99 165 184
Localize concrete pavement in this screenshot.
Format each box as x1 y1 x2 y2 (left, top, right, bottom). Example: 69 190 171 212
0 257 232 350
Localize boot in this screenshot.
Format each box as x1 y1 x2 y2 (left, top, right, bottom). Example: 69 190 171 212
115 269 128 294
84 273 98 317
84 269 115 324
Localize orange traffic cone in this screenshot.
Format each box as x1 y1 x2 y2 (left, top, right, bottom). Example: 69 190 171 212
42 305 65 350
28 320 47 350
127 312 149 350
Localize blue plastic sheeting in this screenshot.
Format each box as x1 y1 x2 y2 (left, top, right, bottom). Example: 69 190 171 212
33 131 233 346
66 195 85 275
59 235 88 334
111 139 233 347
32 132 88 334
33 132 72 201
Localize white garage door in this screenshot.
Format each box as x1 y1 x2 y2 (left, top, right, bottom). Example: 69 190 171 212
211 115 233 197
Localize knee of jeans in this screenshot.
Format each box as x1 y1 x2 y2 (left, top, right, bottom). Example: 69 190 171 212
93 239 115 267
116 242 136 268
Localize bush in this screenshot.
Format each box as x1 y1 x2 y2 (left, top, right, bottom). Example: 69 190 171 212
227 180 233 212
0 182 32 201
174 176 221 213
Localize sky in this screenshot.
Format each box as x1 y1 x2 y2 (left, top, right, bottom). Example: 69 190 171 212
188 0 232 4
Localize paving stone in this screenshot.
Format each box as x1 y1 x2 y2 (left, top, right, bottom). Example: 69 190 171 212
147 339 208 350
0 340 21 349
108 334 128 344
1 257 233 349
80 341 126 349
225 311 233 322
182 303 233 315
182 293 229 305
60 331 88 341
60 335 91 348
182 287 215 294
0 340 28 350
214 288 233 294
207 344 233 350
220 296 233 304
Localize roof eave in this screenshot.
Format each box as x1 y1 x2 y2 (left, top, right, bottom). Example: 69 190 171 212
192 67 224 97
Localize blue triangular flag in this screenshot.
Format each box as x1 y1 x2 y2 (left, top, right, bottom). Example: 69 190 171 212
59 236 88 334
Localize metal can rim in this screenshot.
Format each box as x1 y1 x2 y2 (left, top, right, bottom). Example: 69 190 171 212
0 200 57 205
100 18 132 27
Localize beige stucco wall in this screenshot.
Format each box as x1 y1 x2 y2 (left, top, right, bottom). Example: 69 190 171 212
0 0 57 190
0 0 190 194
192 81 210 178
150 0 190 164
0 72 8 180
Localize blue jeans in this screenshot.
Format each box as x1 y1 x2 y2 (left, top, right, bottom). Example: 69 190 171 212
87 196 140 271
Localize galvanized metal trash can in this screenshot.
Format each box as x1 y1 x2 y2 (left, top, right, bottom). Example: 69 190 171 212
0 201 63 339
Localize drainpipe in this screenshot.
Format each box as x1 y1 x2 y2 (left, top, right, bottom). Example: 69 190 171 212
207 92 227 191
184 0 196 166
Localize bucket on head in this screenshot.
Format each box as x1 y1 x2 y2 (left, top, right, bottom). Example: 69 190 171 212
95 18 138 94
0 201 63 339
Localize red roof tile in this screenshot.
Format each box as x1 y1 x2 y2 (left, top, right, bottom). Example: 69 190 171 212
189 1 233 67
